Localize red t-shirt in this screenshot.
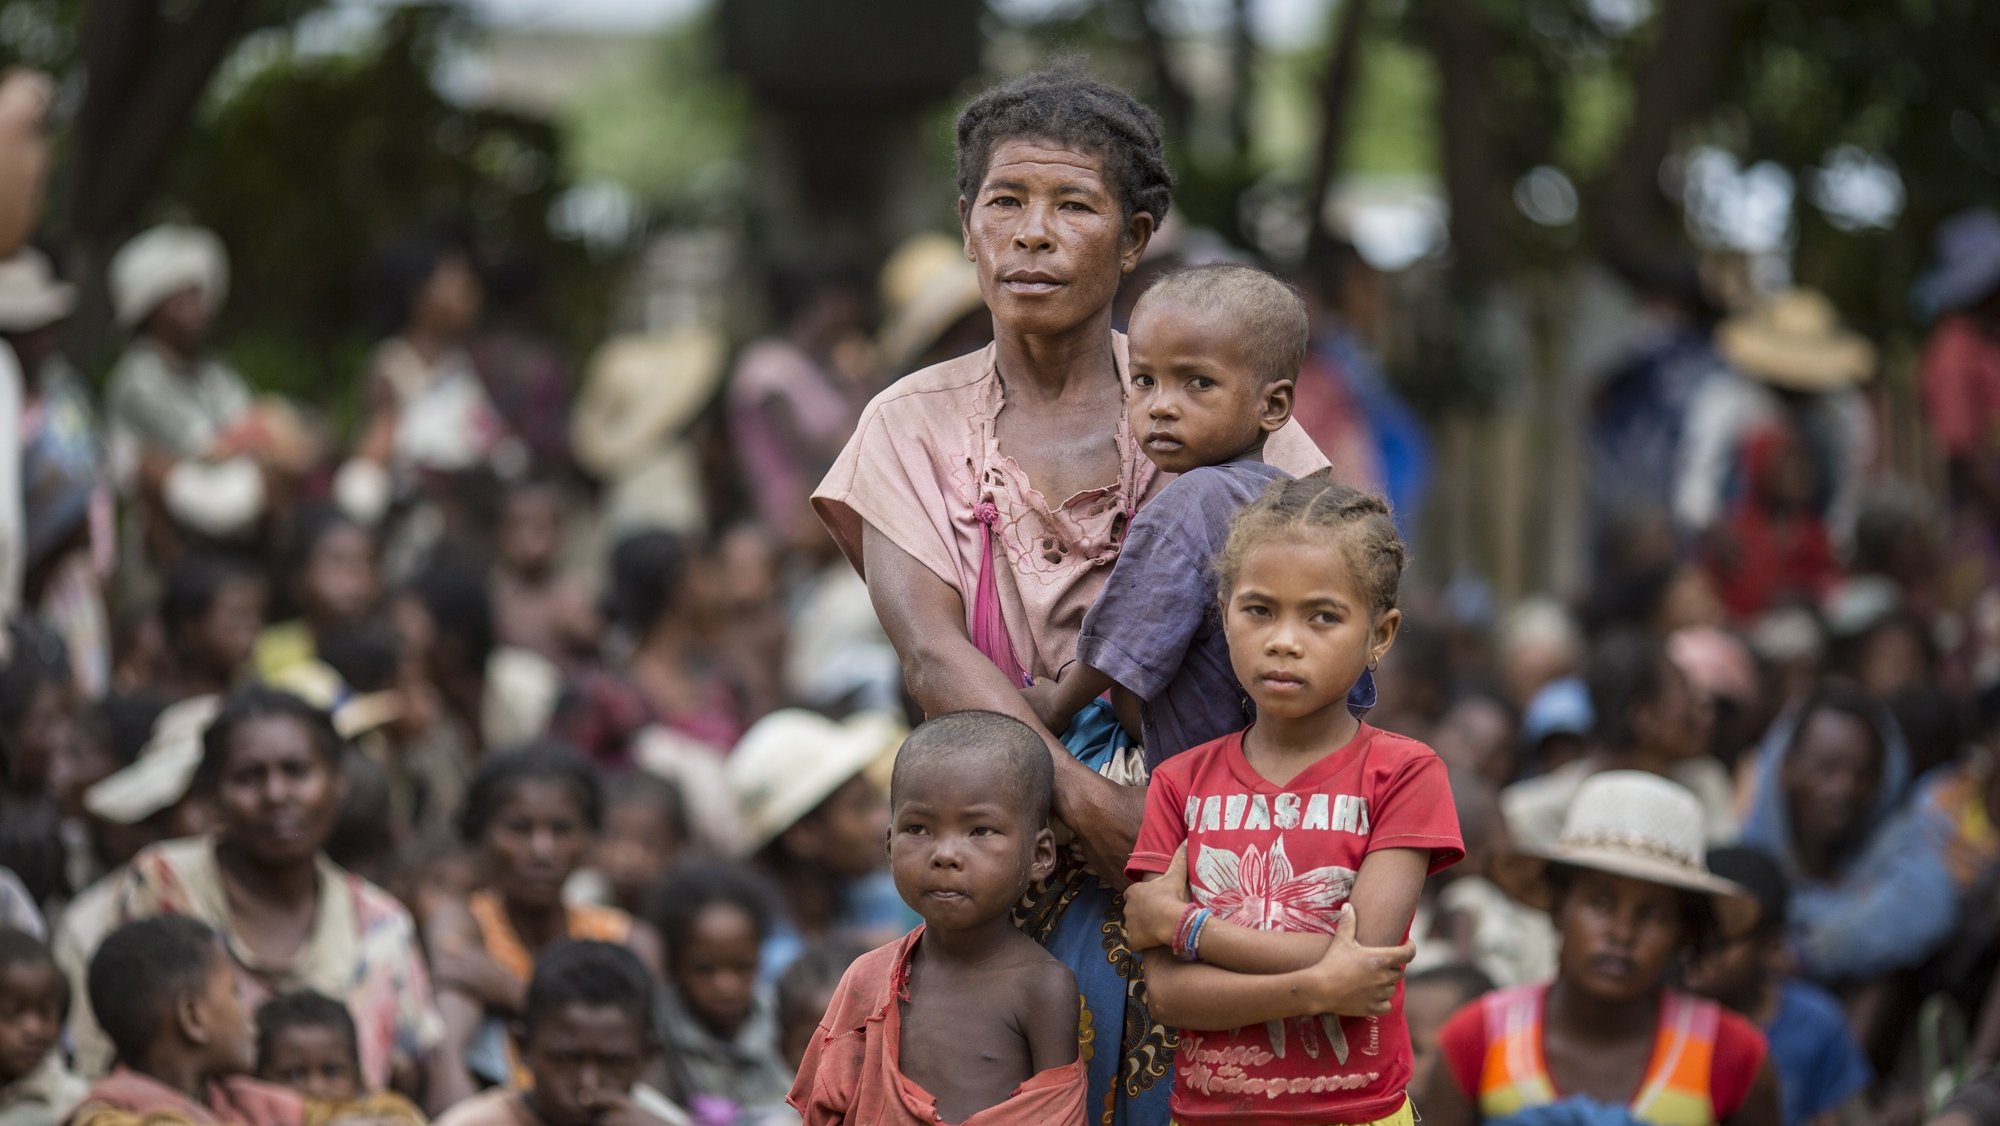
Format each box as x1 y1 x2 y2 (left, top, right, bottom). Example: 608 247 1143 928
1436 985 1767 1119
1127 724 1464 1123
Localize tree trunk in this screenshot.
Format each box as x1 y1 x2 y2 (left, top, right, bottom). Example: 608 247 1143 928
66 0 256 366
1124 0 1192 152
1303 0 1370 272
1427 0 1510 286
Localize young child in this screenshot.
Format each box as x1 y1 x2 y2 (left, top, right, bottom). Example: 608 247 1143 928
649 862 789 1120
71 916 305 1126
154 552 266 700
773 940 865 1075
0 928 84 1125
1686 848 1870 1126
789 711 1085 1124
256 506 383 681
1420 771 1781 1126
491 479 598 664
434 940 687 1126
1123 476 1463 1125
1024 263 1368 764
577 775 688 919
255 990 425 1126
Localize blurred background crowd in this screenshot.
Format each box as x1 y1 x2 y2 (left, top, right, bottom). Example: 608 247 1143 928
0 0 1997 1124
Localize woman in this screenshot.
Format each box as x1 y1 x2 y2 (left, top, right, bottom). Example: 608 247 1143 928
1420 771 1782 1125
812 66 1324 1121
105 685 471 1113
423 743 664 1089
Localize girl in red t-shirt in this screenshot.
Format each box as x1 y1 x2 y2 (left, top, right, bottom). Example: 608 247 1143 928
1124 473 1463 1125
1416 770 1782 1126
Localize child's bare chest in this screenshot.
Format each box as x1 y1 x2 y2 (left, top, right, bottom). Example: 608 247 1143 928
899 967 1037 1120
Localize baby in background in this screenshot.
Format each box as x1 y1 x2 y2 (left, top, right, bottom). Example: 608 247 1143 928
1025 263 1368 765
788 710 1084 1125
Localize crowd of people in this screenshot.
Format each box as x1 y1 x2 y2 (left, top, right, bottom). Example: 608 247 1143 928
0 54 1996 1126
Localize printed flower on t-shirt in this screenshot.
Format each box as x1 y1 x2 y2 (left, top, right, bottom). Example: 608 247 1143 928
1191 835 1361 1063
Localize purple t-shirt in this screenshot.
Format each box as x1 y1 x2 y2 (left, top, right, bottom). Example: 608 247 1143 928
1077 459 1290 768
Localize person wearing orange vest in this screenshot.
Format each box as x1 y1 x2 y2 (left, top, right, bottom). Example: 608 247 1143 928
1418 772 1782 1126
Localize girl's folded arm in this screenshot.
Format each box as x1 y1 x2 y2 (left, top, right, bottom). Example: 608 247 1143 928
1189 848 1433 975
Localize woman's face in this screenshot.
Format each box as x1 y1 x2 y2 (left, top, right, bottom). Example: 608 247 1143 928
484 779 591 911
1554 870 1687 1004
200 579 267 679
959 138 1152 341
302 523 379 627
417 254 482 339
214 714 343 868
1780 708 1883 855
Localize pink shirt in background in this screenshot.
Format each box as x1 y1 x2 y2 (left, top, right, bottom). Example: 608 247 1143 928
729 339 861 542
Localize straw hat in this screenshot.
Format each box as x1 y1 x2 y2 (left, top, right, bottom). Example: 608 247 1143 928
0 248 74 332
1717 289 1875 391
727 709 906 852
1491 770 1759 936
109 225 228 327
84 695 221 825
876 232 987 374
572 327 727 479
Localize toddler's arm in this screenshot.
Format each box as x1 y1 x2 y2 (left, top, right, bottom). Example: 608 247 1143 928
1022 665 1115 735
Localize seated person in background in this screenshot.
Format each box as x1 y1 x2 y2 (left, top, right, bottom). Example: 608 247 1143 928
255 990 425 1126
1738 686 1950 984
255 507 383 682
1411 767 1556 990
0 928 84 1125
435 941 688 1126
1687 848 1870 1126
1022 264 1371 763
773 940 866 1075
789 711 1085 1125
1403 964 1496 1108
1420 772 1781 1126
1504 631 1739 850
490 479 598 665
649 863 789 1121
151 553 266 701
70 916 304 1126
569 775 687 919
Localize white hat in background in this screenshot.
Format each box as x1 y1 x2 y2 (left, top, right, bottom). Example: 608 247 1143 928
1491 770 1760 937
727 709 906 852
0 248 74 333
84 695 221 825
109 224 228 328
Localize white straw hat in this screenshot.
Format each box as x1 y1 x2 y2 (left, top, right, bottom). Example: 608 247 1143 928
84 695 221 825
1491 770 1759 936
109 224 228 328
727 709 906 852
0 248 75 332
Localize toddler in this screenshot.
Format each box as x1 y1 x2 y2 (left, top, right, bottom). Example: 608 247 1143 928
435 940 687 1126
789 711 1085 1124
650 863 789 1120
1125 475 1463 1125
255 989 425 1125
71 916 304 1125
0 928 83 1125
1025 263 1367 764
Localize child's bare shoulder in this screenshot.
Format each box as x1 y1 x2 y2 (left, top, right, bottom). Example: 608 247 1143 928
991 930 1077 1008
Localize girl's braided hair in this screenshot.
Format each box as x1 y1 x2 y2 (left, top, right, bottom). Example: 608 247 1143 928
953 62 1173 223
1214 470 1406 617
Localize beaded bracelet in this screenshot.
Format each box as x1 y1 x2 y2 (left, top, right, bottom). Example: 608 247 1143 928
1181 908 1212 963
1171 901 1203 959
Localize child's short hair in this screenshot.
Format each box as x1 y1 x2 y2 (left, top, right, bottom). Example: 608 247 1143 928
0 927 66 1017
458 742 602 845
160 553 262 641
1132 264 1309 386
891 710 1053 829
255 990 357 1073
89 916 222 1065
648 862 773 964
1405 963 1496 1010
522 940 654 1037
1215 471 1406 616
608 773 690 850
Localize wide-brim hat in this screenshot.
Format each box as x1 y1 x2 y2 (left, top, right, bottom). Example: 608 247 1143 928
572 328 726 479
0 248 75 333
1490 770 1760 937
727 708 906 852
1929 208 2000 314
84 695 221 825
109 225 228 328
1717 289 1875 391
877 233 987 374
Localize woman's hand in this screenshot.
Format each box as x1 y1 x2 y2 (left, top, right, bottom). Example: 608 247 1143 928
1124 848 1192 952
431 940 526 1014
1305 904 1414 1018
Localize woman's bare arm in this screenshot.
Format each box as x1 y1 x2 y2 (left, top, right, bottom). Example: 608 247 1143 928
862 522 1145 887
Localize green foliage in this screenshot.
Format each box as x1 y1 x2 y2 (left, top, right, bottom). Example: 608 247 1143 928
159 4 608 420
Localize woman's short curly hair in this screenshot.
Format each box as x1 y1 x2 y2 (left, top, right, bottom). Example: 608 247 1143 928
954 64 1173 224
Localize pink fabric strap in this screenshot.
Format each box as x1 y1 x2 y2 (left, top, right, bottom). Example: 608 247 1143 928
971 501 1030 688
